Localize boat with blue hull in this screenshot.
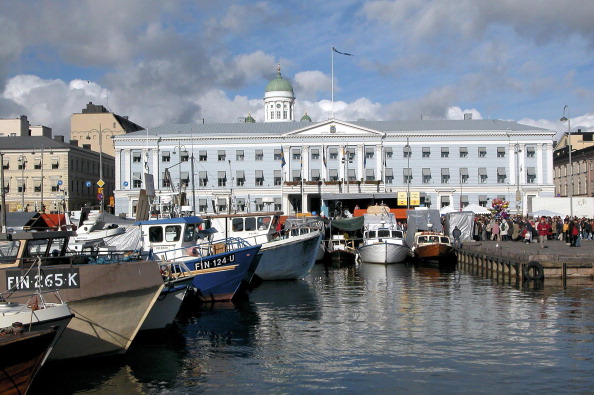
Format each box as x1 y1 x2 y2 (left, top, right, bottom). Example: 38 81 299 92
134 216 261 304
150 237 261 303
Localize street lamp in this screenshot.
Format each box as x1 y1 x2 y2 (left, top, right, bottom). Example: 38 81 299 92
560 105 573 218
17 155 27 211
86 125 114 213
405 137 411 209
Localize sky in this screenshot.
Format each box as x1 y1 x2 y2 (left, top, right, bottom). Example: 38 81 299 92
1 0 593 141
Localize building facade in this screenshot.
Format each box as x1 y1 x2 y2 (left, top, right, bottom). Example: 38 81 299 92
0 136 115 213
111 67 557 218
553 130 594 198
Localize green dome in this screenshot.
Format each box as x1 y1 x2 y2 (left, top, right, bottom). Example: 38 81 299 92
245 113 256 123
300 112 312 122
265 64 293 93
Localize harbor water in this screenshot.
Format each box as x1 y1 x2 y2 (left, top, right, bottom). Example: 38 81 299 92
31 263 594 394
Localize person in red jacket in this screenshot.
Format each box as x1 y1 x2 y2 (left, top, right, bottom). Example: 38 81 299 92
537 216 550 249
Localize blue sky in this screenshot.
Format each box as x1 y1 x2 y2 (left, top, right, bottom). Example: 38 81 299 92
1 0 593 140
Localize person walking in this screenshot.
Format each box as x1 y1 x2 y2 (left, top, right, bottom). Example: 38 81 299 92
537 216 550 249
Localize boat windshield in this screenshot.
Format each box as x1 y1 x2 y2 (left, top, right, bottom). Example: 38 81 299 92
440 236 450 243
0 240 20 261
377 230 391 238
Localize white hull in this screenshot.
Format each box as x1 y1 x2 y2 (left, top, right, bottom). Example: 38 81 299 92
140 278 192 331
255 231 322 280
358 242 410 264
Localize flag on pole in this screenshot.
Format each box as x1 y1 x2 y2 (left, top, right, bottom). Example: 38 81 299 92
280 147 286 167
323 147 327 168
332 47 353 56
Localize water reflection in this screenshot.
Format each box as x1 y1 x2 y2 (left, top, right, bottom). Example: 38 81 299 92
28 263 594 394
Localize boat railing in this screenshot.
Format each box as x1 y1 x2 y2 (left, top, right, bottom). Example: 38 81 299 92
151 236 253 263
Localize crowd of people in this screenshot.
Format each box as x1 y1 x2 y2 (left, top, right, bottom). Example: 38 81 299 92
471 215 591 248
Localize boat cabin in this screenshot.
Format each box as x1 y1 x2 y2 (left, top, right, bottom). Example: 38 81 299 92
365 229 405 240
0 230 75 267
202 212 281 245
135 216 210 257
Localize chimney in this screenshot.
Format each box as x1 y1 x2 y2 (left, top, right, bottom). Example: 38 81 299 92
54 135 65 142
464 113 472 120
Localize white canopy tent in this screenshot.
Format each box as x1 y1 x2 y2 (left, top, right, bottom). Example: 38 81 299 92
463 203 491 215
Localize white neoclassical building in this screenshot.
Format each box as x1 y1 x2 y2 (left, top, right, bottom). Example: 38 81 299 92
112 66 556 218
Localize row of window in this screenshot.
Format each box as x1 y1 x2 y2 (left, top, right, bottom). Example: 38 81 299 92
2 158 60 170
145 166 538 189
134 145 538 164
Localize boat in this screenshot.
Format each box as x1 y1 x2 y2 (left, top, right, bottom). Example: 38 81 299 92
358 212 409 264
0 326 58 395
410 231 456 265
0 229 164 360
203 212 322 281
134 216 262 304
68 208 131 252
0 289 74 363
406 209 456 266
283 216 327 262
324 216 364 265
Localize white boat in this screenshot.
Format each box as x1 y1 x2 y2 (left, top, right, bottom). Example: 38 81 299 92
68 208 131 252
283 216 326 262
0 290 74 364
358 212 409 264
203 212 322 281
0 230 164 360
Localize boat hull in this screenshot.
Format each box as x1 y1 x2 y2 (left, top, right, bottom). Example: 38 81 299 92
414 244 457 265
255 232 322 281
358 242 410 264
0 328 57 395
1 260 164 360
328 249 357 265
140 277 192 331
183 245 262 301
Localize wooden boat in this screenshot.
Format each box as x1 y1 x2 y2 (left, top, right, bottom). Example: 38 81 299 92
203 212 322 281
410 231 456 265
0 230 164 360
0 326 58 395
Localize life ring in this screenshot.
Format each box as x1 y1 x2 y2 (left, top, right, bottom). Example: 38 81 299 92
523 261 544 281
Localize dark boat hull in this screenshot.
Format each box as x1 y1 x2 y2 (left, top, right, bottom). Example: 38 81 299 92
0 328 57 395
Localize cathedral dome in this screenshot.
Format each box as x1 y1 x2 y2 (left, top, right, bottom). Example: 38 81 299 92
300 112 312 122
265 64 293 93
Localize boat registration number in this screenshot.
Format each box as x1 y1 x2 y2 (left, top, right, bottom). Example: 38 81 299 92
194 254 235 270
5 268 80 290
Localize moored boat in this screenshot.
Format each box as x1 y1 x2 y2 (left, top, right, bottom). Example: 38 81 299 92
0 230 164 360
135 216 262 303
324 216 364 265
203 212 322 281
0 325 58 395
358 211 409 264
410 231 456 265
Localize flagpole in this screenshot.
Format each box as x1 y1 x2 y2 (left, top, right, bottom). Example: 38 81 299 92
331 46 334 119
